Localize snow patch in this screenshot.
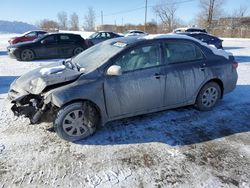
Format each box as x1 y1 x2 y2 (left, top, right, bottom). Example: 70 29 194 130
40 65 66 75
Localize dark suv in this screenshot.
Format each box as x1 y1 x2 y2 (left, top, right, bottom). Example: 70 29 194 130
8 34 238 141
7 33 88 61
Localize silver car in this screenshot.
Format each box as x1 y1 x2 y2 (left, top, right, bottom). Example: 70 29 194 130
8 34 238 141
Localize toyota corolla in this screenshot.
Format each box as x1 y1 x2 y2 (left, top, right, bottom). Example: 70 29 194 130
8 34 238 141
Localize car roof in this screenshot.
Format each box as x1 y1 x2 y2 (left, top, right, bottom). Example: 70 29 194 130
177 32 217 38
47 32 81 36
107 33 202 46
106 34 229 59
128 30 145 32
23 30 47 35
97 31 115 33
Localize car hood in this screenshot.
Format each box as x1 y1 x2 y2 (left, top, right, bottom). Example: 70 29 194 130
8 40 36 48
9 36 18 40
12 62 81 95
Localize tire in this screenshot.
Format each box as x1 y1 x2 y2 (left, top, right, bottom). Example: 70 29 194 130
54 102 100 141
20 49 35 61
73 47 84 56
195 82 221 111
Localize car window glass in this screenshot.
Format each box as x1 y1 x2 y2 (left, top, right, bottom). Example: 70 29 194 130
89 32 99 39
106 33 111 38
37 32 45 38
60 35 71 41
26 32 36 37
43 35 57 44
164 41 203 64
95 33 104 39
114 44 160 72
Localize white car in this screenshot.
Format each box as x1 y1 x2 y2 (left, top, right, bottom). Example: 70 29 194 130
124 30 148 37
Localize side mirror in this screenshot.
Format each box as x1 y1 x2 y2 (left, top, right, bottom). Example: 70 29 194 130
41 40 46 44
106 65 122 76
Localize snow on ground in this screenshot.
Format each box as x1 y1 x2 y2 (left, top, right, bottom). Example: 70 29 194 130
0 34 249 187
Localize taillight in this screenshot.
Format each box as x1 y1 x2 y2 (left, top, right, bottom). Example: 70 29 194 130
232 61 238 69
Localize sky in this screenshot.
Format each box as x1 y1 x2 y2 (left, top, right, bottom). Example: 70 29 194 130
0 0 249 26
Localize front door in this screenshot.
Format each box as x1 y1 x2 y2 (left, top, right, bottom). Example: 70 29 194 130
104 43 166 118
36 35 59 59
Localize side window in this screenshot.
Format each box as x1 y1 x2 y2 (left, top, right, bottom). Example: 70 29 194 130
43 35 57 44
114 44 160 72
37 32 45 38
26 32 36 37
164 41 203 64
60 35 71 41
106 33 111 38
200 34 210 42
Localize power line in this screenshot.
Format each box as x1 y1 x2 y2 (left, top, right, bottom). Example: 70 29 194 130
96 0 195 18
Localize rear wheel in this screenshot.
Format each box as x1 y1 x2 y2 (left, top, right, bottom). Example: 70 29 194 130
195 82 221 111
54 102 100 141
20 49 35 61
73 47 84 56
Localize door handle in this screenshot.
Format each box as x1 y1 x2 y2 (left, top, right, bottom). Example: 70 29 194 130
154 73 165 79
200 63 206 72
200 67 205 71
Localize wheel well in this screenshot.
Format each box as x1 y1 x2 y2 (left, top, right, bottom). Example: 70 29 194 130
20 48 36 57
60 99 102 121
205 78 224 98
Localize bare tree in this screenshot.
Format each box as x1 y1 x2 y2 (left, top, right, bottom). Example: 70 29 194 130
69 12 79 31
233 5 248 17
197 0 224 31
57 11 68 30
153 0 179 32
228 5 249 37
84 7 96 31
39 19 59 31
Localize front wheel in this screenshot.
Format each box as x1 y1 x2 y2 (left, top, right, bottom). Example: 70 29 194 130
20 49 35 61
54 102 100 141
195 82 221 111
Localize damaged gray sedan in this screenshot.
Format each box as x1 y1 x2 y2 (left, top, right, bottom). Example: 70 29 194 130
8 34 238 141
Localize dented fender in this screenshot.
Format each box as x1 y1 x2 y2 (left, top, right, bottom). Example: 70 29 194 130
43 78 109 124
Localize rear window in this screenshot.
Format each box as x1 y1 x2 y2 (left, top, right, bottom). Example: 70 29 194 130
164 41 204 64
59 35 75 42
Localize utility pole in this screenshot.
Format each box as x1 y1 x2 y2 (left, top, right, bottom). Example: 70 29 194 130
101 11 103 26
144 0 148 32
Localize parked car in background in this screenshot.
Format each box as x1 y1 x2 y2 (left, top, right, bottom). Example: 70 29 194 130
8 34 238 141
7 33 88 61
173 27 207 33
86 31 122 47
124 30 148 37
177 32 223 49
8 30 47 45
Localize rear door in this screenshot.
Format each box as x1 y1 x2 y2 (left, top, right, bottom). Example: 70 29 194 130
104 42 166 118
162 40 207 106
57 34 77 58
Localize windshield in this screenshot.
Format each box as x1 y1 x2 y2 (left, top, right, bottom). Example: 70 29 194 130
89 32 99 39
72 41 126 73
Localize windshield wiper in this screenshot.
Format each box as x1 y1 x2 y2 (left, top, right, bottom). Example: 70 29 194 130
63 58 80 71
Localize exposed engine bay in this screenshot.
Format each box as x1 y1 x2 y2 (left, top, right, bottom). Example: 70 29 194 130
8 59 82 123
